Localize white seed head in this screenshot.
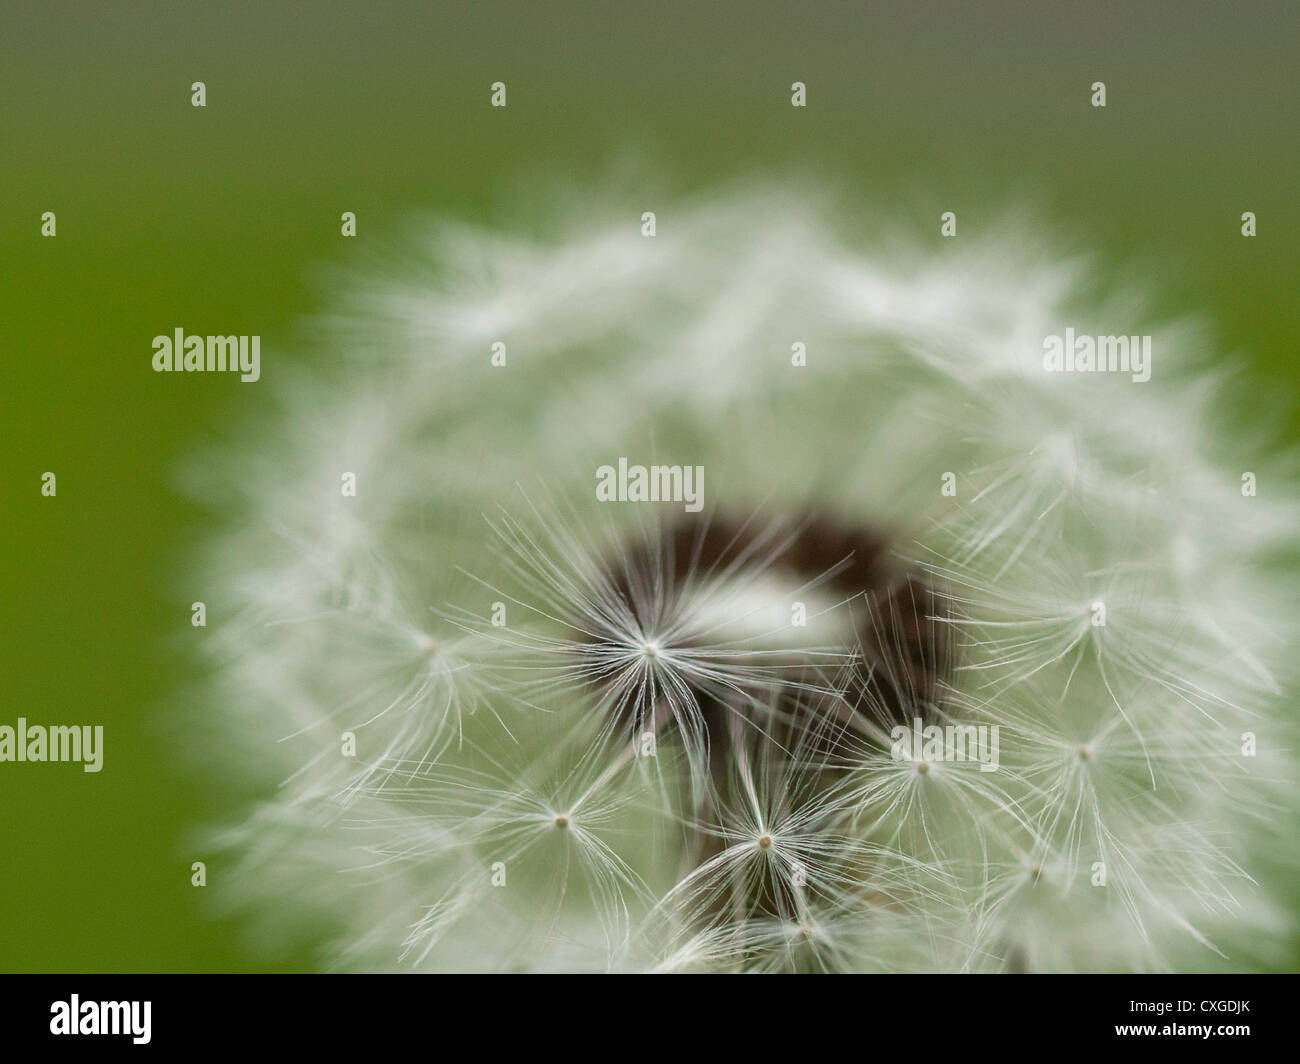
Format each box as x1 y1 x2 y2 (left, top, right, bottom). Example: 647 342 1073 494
189 184 1300 973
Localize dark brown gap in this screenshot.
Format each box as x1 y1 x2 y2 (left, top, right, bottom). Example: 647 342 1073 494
595 513 952 738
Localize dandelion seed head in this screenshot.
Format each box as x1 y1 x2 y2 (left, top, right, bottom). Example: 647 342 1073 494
190 182 1299 972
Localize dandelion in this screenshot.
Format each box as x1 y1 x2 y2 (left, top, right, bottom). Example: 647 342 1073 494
192 182 1298 972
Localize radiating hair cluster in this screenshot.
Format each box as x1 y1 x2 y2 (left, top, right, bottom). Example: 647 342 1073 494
192 185 1298 972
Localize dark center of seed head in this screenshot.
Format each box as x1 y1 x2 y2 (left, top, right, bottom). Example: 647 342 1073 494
599 513 952 737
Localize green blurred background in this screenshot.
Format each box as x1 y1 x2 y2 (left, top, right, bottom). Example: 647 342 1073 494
1 1 1296 971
